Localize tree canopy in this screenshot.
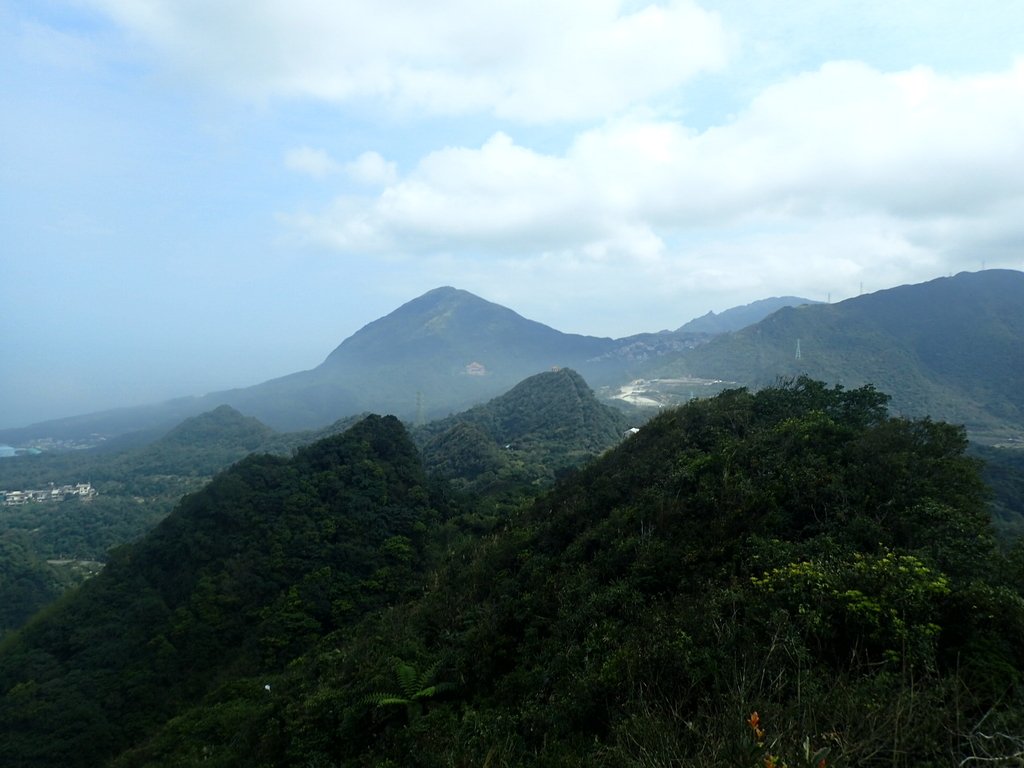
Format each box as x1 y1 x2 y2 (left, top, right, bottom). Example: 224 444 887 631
0 380 1022 767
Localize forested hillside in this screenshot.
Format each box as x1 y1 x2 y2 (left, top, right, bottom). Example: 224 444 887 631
0 406 278 638
654 270 1024 437
0 415 443 767
415 368 631 491
0 375 631 640
2 380 1022 767
976 444 1024 540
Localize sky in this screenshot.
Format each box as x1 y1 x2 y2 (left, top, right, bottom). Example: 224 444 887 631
3 0 1024 428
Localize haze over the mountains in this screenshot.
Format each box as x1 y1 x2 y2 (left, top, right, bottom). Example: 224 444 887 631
662 270 1024 436
0 287 811 437
4 5 1024 763
2 270 1021 445
5 2 1024 429
2 288 821 430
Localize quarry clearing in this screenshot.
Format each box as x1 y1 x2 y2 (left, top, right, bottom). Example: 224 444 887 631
611 377 733 407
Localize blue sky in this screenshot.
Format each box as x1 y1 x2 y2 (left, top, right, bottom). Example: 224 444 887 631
3 0 1024 428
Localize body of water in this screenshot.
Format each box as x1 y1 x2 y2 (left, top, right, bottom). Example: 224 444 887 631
0 445 41 458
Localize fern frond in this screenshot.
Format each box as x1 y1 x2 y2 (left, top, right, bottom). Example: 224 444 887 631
394 661 418 699
417 660 441 690
362 692 409 708
411 686 436 701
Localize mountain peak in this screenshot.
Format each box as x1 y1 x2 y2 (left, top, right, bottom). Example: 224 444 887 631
403 285 480 309
320 287 611 373
158 404 274 448
323 286 520 363
417 367 630 487
420 285 468 298
677 296 820 335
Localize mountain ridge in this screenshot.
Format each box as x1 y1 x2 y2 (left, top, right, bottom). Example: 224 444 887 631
415 367 631 490
323 286 614 367
2 271 1021 443
2 380 1021 766
651 269 1024 435
676 295 820 334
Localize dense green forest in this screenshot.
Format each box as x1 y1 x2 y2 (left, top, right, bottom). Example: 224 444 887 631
0 406 282 638
1 379 1022 766
0 415 446 767
653 270 1024 439
0 373 627 639
414 368 632 492
975 444 1024 540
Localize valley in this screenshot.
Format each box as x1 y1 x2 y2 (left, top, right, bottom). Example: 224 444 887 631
0 271 1022 766
1 378 1021 767
9 4 1024 765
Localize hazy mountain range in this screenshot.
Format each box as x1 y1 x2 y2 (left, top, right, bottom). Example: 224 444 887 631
654 269 1024 437
675 295 822 334
1 274 1022 766
2 270 1021 446
0 288 807 443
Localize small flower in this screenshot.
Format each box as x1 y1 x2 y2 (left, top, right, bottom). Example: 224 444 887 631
748 711 766 742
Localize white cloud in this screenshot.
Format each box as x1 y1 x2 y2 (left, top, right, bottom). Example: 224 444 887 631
685 60 1024 219
288 131 660 259
284 146 340 177
345 151 397 187
74 2 1024 329
284 148 397 185
84 0 727 122
561 59 1024 227
286 59 1024 310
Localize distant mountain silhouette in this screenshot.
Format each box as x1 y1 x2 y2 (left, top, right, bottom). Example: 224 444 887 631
677 296 820 335
150 404 274 452
0 288 619 440
0 404 277 495
652 270 1024 434
3 273 1022 444
214 287 618 430
324 287 612 369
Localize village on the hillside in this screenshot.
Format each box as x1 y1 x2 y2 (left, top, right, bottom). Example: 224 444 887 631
1 483 97 506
